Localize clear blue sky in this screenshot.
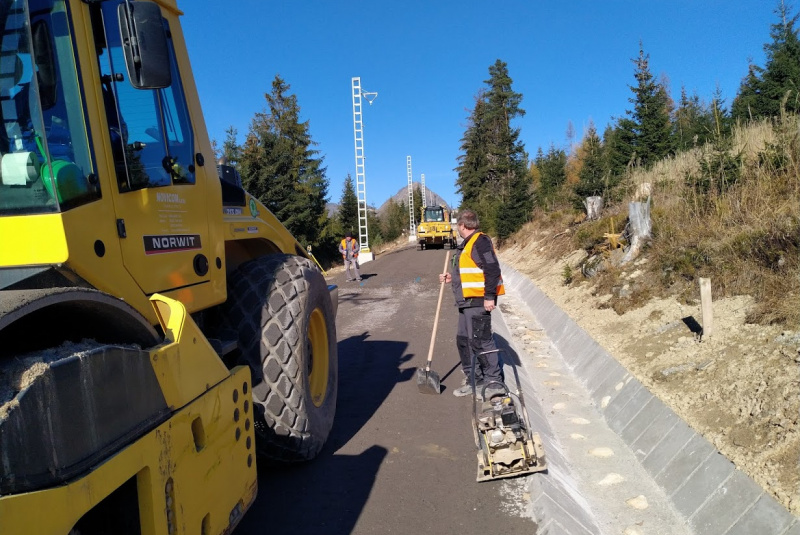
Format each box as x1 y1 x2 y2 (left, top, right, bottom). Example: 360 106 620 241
181 1 779 209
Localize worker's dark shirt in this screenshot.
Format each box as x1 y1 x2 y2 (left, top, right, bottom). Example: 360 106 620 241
451 230 502 308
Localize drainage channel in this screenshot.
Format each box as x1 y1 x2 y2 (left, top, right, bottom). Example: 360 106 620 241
493 263 798 535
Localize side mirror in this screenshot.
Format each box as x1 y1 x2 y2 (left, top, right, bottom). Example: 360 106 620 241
118 1 171 89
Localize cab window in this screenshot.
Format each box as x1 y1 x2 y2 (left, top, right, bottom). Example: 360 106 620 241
0 0 98 215
93 0 194 193
425 208 444 222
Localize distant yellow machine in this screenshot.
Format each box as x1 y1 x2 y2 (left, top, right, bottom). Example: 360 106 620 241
417 205 456 249
0 1 337 533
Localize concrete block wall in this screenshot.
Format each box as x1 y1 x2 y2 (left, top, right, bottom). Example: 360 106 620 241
501 262 798 535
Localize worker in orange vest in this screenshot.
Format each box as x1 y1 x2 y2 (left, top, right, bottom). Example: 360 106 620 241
339 232 362 281
439 209 505 400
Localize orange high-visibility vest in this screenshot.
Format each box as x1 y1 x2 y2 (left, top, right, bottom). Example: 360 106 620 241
459 232 505 299
340 238 358 258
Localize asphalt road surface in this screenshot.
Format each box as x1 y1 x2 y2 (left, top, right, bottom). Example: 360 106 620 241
234 244 539 535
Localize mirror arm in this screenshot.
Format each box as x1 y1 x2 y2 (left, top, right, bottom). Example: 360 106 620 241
121 1 141 67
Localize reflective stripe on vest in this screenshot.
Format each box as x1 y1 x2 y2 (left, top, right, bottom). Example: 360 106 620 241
459 232 505 298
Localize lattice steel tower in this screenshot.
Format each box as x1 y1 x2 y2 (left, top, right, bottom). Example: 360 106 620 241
406 156 416 240
351 77 377 261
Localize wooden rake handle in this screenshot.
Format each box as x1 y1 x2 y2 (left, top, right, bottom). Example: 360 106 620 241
425 251 451 371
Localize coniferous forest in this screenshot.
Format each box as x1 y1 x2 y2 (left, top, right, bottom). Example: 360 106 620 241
454 2 799 325
215 2 798 326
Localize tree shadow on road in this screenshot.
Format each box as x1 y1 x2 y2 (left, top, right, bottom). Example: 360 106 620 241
235 333 412 535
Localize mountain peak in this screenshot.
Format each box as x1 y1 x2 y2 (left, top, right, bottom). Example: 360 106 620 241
377 182 451 215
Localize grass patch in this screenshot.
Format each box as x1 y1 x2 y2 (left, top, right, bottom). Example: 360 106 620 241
510 114 800 326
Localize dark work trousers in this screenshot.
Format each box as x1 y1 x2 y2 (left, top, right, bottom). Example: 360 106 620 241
456 306 503 385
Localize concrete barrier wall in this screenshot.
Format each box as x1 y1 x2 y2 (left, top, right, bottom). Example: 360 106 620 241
500 262 799 535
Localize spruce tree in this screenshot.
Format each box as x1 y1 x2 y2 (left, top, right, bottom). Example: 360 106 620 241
456 60 531 235
710 87 733 138
381 198 407 242
674 87 715 151
413 185 423 223
484 61 530 219
366 208 382 246
455 92 490 210
733 1 800 119
732 63 766 121
221 126 241 167
760 1 800 114
575 125 605 198
338 174 358 235
628 44 673 166
602 117 637 178
537 144 567 208
496 168 533 240
238 76 329 246
530 148 543 190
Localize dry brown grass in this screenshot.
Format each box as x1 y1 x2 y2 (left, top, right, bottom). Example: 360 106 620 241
511 114 800 327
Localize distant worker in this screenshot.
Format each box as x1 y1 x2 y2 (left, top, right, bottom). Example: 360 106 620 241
439 209 505 399
339 232 362 282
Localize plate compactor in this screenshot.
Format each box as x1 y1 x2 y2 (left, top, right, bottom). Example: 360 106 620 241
471 350 547 482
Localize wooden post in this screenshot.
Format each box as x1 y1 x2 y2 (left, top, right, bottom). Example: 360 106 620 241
699 277 713 338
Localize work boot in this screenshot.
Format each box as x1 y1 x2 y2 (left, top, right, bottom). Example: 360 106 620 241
452 375 484 397
453 383 481 397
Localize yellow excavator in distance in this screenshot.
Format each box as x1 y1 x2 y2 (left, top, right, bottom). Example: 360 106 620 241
0 1 338 534
416 205 456 250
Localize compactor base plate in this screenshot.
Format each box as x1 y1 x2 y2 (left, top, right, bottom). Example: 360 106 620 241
476 432 547 483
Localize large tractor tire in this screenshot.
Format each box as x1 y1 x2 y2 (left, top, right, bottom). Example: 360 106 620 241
223 254 337 462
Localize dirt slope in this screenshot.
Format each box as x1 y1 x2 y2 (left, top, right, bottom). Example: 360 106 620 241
499 243 800 516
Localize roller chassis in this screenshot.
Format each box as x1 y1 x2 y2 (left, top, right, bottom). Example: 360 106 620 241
0 0 339 532
0 294 258 535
